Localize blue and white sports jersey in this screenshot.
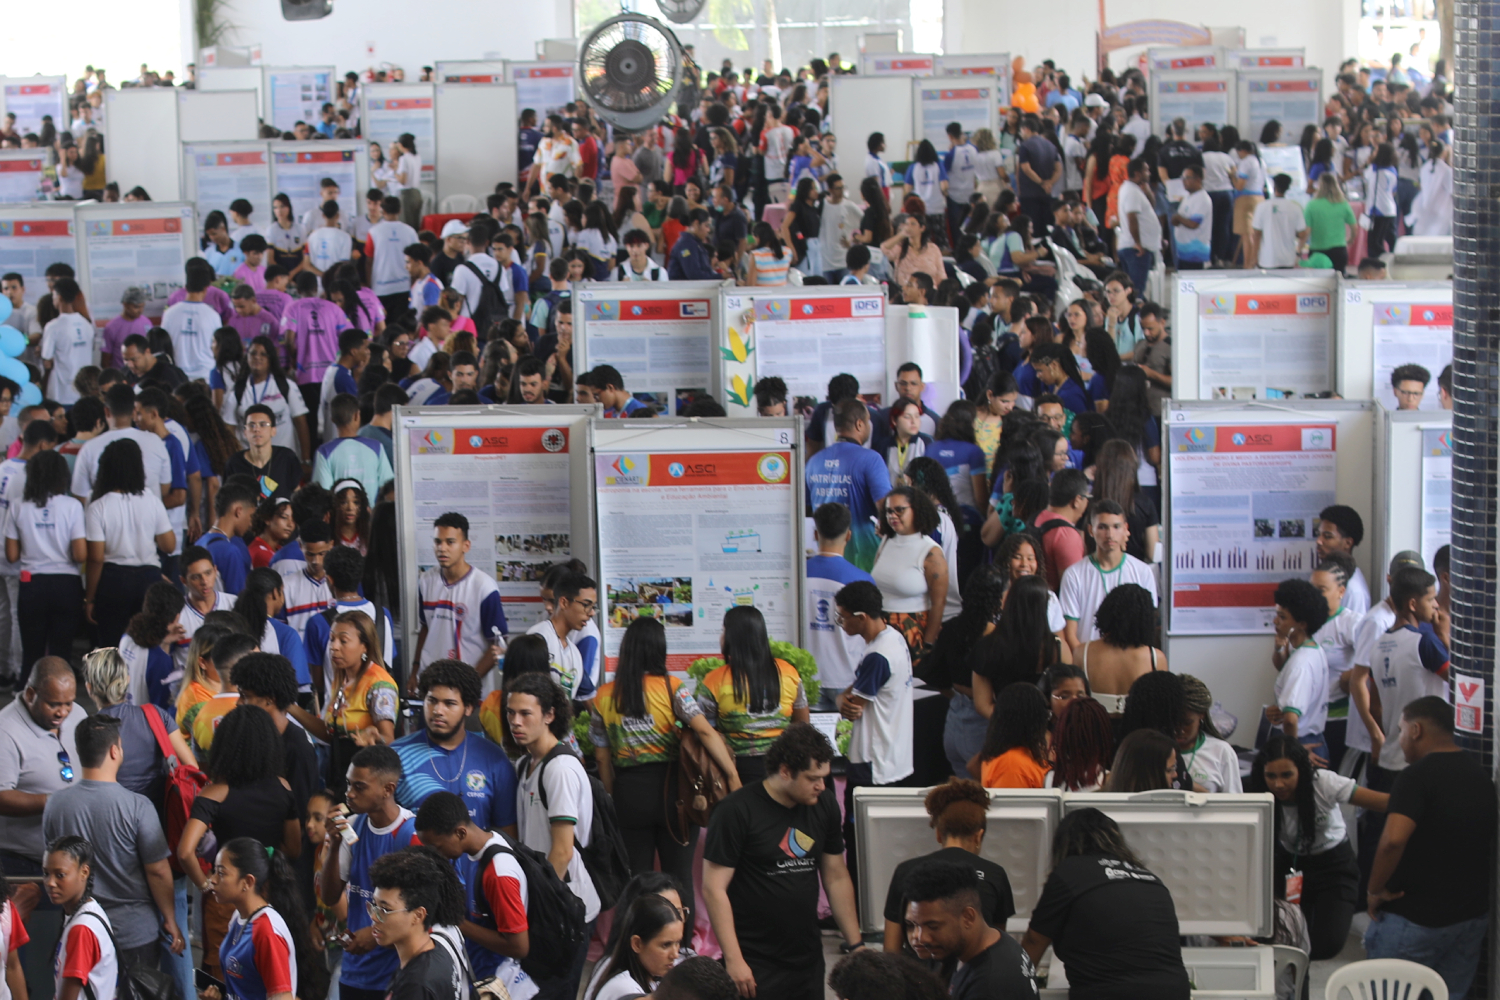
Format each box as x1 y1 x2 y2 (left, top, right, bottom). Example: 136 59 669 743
258 618 313 689
305 598 396 680
119 633 175 710
418 566 507 677
392 729 518 829
280 569 335 637
173 591 237 671
338 808 420 990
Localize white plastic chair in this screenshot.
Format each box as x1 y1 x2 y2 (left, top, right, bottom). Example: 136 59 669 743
1271 944 1308 1000
1325 958 1448 1000
439 194 480 213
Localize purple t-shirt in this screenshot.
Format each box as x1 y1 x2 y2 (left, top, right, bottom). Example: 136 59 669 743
167 285 235 325
228 311 280 347
232 262 266 292
354 288 385 331
256 289 292 322
100 314 152 365
280 299 351 384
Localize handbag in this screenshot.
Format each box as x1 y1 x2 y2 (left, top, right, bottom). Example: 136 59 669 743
75 911 176 1000
666 680 733 843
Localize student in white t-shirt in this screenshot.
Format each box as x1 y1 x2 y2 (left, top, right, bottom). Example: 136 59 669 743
1268 578 1331 761
159 263 221 381
834 580 914 788
1314 505 1371 616
4 449 85 669
1177 674 1242 793
525 571 597 701
47 837 119 1000
1368 566 1450 775
1060 500 1157 653
1250 173 1308 268
40 278 93 405
305 200 355 276
611 230 667 281
364 196 420 302
1309 554 1364 764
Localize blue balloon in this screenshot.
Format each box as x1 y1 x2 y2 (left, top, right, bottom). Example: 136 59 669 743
0 297 10 326
0 327 23 359
16 382 40 408
0 357 27 385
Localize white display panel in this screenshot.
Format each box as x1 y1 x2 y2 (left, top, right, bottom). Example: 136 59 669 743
434 61 509 85
361 84 436 187
1227 49 1306 69
0 151 46 204
393 406 599 652
435 83 518 199
912 78 998 148
103 87 183 202
1336 280 1452 411
1152 70 1234 138
934 53 1012 105
830 75 915 172
575 282 719 416
1238 70 1323 142
264 66 335 134
269 142 368 226
76 202 197 329
592 419 803 673
885 305 962 418
177 89 259 143
1259 145 1310 206
197 67 266 118
0 204 77 305
0 77 68 136
508 63 576 118
1373 410 1452 592
861 54 937 76
183 143 273 231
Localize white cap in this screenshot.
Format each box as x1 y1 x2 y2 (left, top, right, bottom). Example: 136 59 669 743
441 219 469 238
1084 93 1109 108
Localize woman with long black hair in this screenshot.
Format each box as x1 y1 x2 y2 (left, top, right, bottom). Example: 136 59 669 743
696 605 809 784
85 439 175 647
779 176 824 273
971 575 1067 721
588 894 684 1000
590 616 737 917
207 837 316 1000
229 336 311 458
928 567 1007 776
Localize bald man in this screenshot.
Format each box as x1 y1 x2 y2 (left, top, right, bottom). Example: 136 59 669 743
0 656 85 916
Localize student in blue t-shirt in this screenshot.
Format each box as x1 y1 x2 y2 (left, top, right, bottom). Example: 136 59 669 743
195 479 257 596
805 502 876 710
928 402 990 526
1029 343 1094 415
805 399 892 572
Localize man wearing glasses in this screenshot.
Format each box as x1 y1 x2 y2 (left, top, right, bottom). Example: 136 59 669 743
524 570 597 703
224 404 304 501
1390 364 1432 412
0 656 85 918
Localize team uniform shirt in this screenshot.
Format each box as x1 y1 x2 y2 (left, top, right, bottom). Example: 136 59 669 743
1343 566 1371 616
462 833 537 995
173 591 238 673
225 376 309 453
312 437 393 506
1313 606 1363 716
184 690 242 754
450 254 499 320
159 301 222 381
167 285 237 325
197 529 253 596
98 313 150 367
903 161 948 215
1059 555 1158 643
304 598 396 685
231 261 267 292
365 220 421 297
1276 768 1357 856
280 568 335 636
256 289 292 323
1275 642 1329 737
85 492 172 567
1371 623 1450 772
1348 601 1397 753
610 262 667 282
401 378 449 407
516 750 600 921
158 428 191 557
280 299 352 386
220 905 297 1000
1180 733 1242 793
1173 189 1213 265
1251 198 1307 268
70 426 173 504
0 899 28 1000
337 808 421 990
944 142 980 204
54 900 117 1000
305 227 354 275
119 633 175 710
40 314 94 404
5 496 85 577
227 311 281 350
696 659 806 757
928 439 986 512
418 566 507 679
392 728 519 830
805 554 875 695
317 364 360 441
805 442 893 572
258 618 313 691
0 458 28 581
524 621 592 701
590 675 700 766
847 625 914 785
410 274 443 317
324 663 399 744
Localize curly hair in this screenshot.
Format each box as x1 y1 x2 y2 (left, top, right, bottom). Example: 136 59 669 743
878 486 941 537
125 582 185 649
1275 577 1330 636
1119 670 1187 741
504 672 572 739
1051 697 1114 791
995 532 1049 589
230 653 299 711
904 456 962 526
208 704 285 786
1093 582 1156 648
979 682 1051 766
924 778 989 840
417 659 482 708
829 950 949 1000
764 722 834 777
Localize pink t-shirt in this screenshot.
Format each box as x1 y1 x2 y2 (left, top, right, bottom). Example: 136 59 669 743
279 298 351 384
232 262 267 292
166 285 235 325
100 314 152 365
255 289 292 322
228 311 280 347
1034 510 1087 592
353 287 386 331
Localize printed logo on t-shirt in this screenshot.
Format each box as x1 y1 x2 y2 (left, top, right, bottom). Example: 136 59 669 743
778 827 816 860
465 770 487 793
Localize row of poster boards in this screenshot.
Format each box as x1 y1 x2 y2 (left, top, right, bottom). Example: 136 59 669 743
828 75 1001 168
1152 66 1323 142
392 408 804 676
182 140 369 235
858 52 1013 106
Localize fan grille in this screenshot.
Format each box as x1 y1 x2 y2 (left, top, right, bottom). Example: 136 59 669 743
579 13 684 128
656 0 705 24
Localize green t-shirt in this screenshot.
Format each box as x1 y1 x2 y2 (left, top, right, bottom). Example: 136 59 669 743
1303 198 1356 251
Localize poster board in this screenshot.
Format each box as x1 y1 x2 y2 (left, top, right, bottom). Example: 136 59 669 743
183 142 273 229
934 53 1012 106
717 286 889 417
591 418 804 673
860 54 937 76
0 150 46 204
1228 49 1306 69
1237 70 1322 142
884 305 962 417
103 87 183 202
574 282 720 416
264 66 335 135
269 142 368 226
434 60 509 85
508 63 576 118
197 67 266 118
176 89 259 143
1336 280 1452 411
1169 270 1339 401
0 204 77 305
829 75 915 177
76 201 197 329
1374 409 1451 595
435 83 518 200
1162 399 1375 737
1147 47 1224 71
393 405 599 658
0 77 68 137
912 78 998 148
362 84 436 187
1259 145 1310 206
1152 70 1235 138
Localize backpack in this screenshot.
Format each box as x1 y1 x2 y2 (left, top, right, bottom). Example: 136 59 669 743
473 833 586 981
142 706 209 876
461 260 508 337
533 744 632 910
613 263 663 282
75 910 176 1000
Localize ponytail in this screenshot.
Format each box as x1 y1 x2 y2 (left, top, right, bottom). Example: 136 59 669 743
222 839 315 997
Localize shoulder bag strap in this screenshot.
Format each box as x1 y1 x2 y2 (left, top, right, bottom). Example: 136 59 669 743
141 706 178 766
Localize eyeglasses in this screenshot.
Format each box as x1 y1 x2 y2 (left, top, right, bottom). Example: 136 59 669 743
573 599 597 613
886 506 911 517
244 421 273 431
57 749 74 783
365 900 411 923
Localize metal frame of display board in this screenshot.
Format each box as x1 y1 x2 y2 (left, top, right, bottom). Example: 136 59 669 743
507 62 577 119
393 404 601 683
1335 279 1452 412
1374 408 1452 593
574 281 723 417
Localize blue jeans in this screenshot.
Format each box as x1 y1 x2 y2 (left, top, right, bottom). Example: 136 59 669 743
943 692 988 777
1118 246 1154 296
1364 911 1488 1000
160 875 193 1000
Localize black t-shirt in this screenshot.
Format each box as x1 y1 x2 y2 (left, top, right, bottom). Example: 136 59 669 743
950 935 1037 1000
282 723 321 823
858 207 888 243
190 776 298 848
1028 855 1189 1000
1157 139 1204 181
1124 492 1158 563
882 847 1016 929
703 781 844 970
969 630 1060 691
224 446 304 501
387 940 465 1000
1384 749 1498 926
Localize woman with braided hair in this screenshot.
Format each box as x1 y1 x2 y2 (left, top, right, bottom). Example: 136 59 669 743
45 836 117 1000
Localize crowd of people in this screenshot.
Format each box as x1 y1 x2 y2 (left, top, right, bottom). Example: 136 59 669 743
0 38 1486 1000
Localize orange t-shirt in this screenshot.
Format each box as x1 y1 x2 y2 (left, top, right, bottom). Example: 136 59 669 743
981 747 1051 789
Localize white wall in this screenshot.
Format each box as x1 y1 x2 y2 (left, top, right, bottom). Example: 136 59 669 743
179 0 573 81
945 0 1359 92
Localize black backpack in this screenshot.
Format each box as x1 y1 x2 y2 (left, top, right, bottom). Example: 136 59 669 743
460 259 508 337
534 744 633 910
473 833 586 981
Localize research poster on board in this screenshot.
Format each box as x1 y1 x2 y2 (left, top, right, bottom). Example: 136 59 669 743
268 69 333 134
0 154 46 203
1420 427 1451 571
724 291 887 415
1199 290 1332 399
1154 78 1232 132
187 146 272 223
0 214 76 305
2 79 66 136
916 84 994 146
1244 78 1319 137
595 448 796 670
577 290 713 415
272 147 359 221
510 65 575 117
1373 301 1451 410
82 207 192 325
408 424 574 630
1168 419 1337 633
363 96 435 183
865 55 936 76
